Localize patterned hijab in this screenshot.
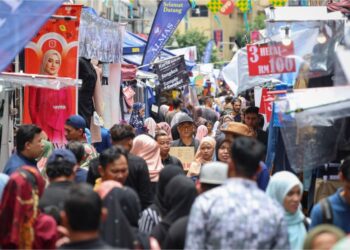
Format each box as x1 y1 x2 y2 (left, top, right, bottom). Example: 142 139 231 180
0 166 46 249
129 102 145 134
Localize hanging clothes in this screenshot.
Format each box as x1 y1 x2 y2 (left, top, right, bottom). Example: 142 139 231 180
102 64 122 128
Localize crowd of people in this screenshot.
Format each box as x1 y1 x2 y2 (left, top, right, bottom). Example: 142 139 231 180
0 94 350 250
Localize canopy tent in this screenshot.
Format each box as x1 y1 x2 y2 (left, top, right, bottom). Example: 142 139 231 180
123 31 196 71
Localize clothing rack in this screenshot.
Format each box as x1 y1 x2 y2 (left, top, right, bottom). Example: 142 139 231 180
0 72 82 90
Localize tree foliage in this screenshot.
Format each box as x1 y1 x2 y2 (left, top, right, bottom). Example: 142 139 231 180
168 30 219 63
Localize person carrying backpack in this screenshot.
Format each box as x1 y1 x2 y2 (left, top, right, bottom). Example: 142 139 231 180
310 157 350 233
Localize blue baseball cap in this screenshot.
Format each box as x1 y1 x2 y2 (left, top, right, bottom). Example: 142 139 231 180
47 149 77 165
65 115 87 129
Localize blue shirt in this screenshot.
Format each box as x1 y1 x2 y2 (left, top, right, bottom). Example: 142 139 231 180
3 152 37 175
93 127 112 153
310 188 350 233
75 167 88 183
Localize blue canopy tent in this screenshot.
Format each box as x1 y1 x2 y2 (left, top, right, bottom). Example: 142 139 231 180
123 31 196 71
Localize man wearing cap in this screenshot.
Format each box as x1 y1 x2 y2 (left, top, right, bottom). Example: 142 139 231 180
197 162 228 193
171 114 200 153
64 115 98 169
39 149 78 224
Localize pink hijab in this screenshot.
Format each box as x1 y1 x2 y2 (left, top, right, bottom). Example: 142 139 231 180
145 117 157 137
130 134 164 182
195 125 208 142
96 180 123 199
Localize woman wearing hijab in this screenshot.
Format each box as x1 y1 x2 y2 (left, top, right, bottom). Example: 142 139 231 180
187 136 216 179
266 171 307 250
303 225 345 250
145 117 157 138
0 166 57 249
139 166 185 235
151 175 197 247
215 138 231 163
195 125 208 142
129 102 146 135
96 181 136 249
157 122 173 140
130 134 164 193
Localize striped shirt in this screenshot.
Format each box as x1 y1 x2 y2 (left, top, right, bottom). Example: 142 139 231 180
139 206 161 235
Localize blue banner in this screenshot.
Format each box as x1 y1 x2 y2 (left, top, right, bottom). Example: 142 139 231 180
202 40 214 63
0 0 64 72
141 0 191 71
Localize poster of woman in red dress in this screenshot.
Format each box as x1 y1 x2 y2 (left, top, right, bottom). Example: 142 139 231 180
24 4 82 147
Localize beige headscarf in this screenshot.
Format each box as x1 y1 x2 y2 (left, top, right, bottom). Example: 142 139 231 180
187 136 216 177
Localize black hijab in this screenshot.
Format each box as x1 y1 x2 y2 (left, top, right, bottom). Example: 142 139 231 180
153 166 185 217
100 188 136 249
151 175 197 246
113 187 141 228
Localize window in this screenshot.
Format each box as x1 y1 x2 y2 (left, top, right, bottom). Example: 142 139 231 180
229 36 235 50
191 5 208 17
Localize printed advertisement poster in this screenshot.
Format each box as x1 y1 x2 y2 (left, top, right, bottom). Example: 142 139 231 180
247 42 296 76
24 4 82 147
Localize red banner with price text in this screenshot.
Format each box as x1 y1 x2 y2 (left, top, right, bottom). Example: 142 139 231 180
247 42 296 76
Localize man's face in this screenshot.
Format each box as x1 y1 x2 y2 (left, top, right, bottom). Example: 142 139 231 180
64 125 82 141
99 155 129 184
233 102 241 113
178 122 194 138
157 135 171 156
26 133 44 159
244 113 258 129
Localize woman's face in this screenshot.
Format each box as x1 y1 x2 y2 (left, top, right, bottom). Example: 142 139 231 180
200 142 214 161
206 123 213 133
218 141 230 163
139 108 145 117
283 185 302 214
44 53 61 75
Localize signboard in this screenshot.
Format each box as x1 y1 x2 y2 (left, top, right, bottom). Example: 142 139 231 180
169 146 195 171
220 0 234 15
154 55 189 90
259 88 274 123
247 42 296 76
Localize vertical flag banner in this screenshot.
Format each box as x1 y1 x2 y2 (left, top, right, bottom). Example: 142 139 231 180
202 40 214 63
0 0 64 72
141 0 191 70
24 4 82 147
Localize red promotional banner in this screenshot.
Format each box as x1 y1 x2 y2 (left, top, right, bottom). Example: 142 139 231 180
259 88 274 123
213 29 223 47
24 4 82 147
220 0 234 15
247 42 296 76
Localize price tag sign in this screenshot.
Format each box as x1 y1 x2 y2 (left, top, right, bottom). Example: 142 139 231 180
247 42 296 76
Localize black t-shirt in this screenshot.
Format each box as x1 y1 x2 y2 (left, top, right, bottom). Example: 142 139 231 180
125 154 154 210
59 238 112 249
39 181 73 224
162 155 183 169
